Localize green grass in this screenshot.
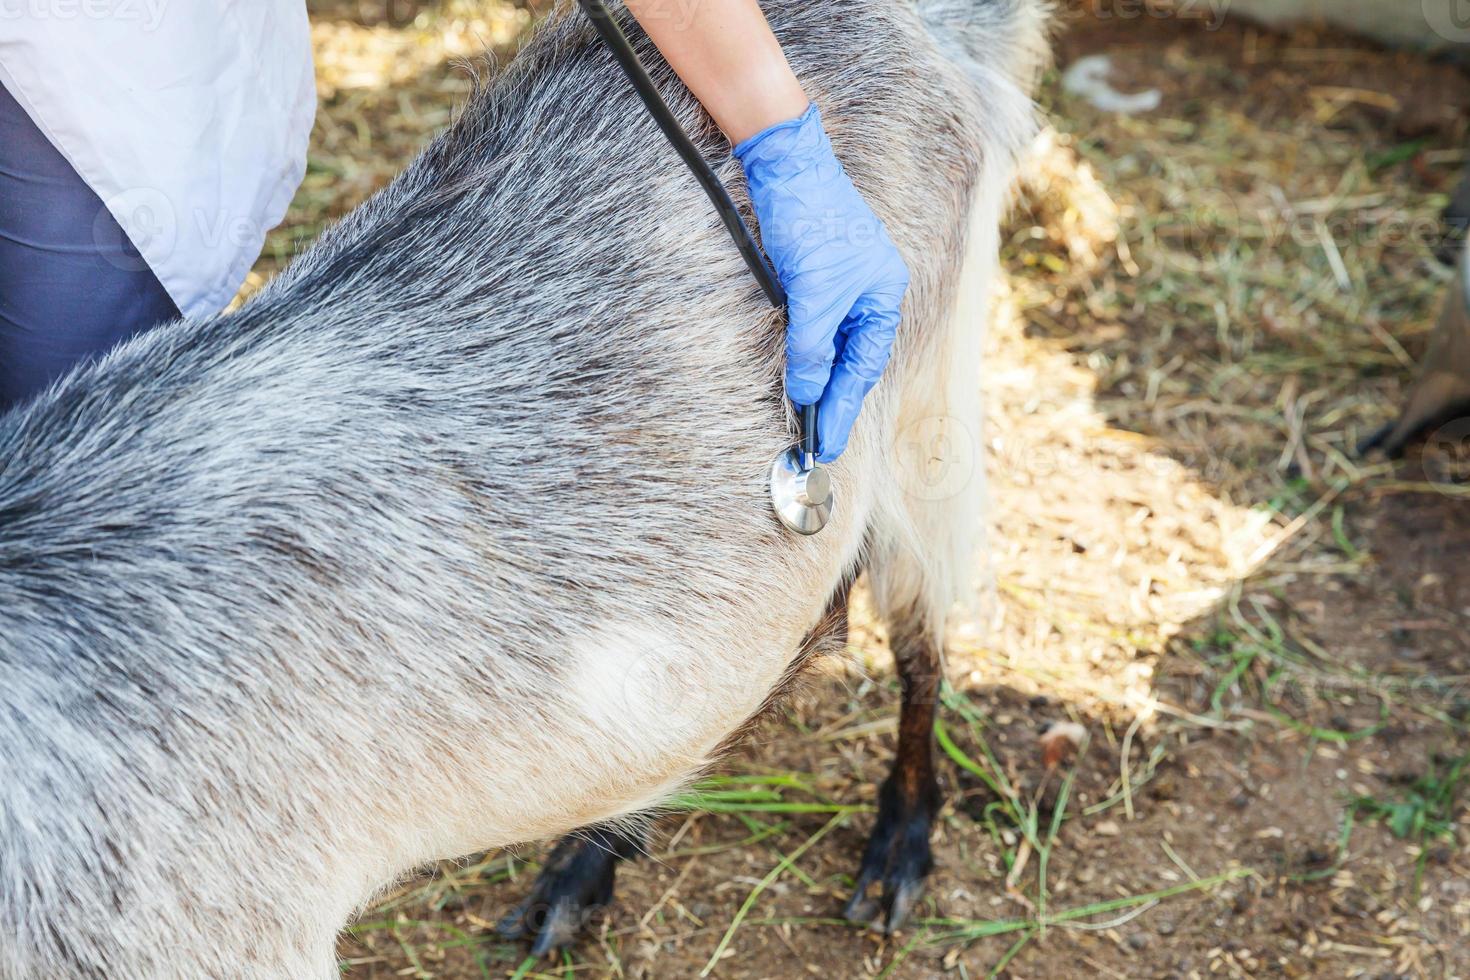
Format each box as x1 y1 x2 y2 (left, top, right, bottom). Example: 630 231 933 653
1351 752 1469 892
670 773 870 816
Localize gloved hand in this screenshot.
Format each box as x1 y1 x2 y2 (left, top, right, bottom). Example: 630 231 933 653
734 102 909 463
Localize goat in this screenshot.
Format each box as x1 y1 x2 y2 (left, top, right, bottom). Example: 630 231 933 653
0 0 1046 974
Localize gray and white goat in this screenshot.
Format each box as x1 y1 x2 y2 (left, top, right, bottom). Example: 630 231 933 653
0 0 1046 974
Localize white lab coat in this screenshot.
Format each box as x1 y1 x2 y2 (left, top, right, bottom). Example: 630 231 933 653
0 1 315 318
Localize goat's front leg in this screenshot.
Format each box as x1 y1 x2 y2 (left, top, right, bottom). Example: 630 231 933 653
496 822 644 956
844 610 941 931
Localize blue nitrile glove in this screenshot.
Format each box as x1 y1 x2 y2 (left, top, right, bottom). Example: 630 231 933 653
734 102 910 463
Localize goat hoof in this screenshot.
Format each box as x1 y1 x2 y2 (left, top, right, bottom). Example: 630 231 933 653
843 777 937 933
495 828 636 955
496 896 587 958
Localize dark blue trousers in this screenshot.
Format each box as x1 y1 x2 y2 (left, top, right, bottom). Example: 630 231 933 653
0 83 179 412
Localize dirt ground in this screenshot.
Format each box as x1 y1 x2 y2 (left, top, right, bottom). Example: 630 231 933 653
266 2 1470 976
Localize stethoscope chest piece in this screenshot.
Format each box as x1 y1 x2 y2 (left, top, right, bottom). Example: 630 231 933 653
769 448 834 536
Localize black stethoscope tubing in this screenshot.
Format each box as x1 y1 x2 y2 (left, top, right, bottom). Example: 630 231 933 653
575 0 819 462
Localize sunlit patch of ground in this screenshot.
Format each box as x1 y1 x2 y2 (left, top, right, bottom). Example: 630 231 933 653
964 266 1274 717
250 2 1470 976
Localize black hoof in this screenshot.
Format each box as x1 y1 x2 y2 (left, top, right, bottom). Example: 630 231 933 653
843 774 938 933
496 825 642 956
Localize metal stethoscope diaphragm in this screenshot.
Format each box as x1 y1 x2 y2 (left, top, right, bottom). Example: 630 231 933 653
768 403 833 535
577 0 833 536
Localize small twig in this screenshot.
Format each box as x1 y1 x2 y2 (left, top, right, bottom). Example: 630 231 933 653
1054 899 1160 931
1120 713 1145 821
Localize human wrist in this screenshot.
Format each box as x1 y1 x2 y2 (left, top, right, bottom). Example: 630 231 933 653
716 64 809 144
732 102 831 183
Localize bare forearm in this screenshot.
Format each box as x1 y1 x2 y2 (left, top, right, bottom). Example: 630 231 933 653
624 0 808 144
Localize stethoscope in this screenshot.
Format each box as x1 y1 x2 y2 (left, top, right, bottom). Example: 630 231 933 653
576 0 834 536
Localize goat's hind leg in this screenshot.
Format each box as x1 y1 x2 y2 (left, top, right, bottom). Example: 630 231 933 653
843 605 941 932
